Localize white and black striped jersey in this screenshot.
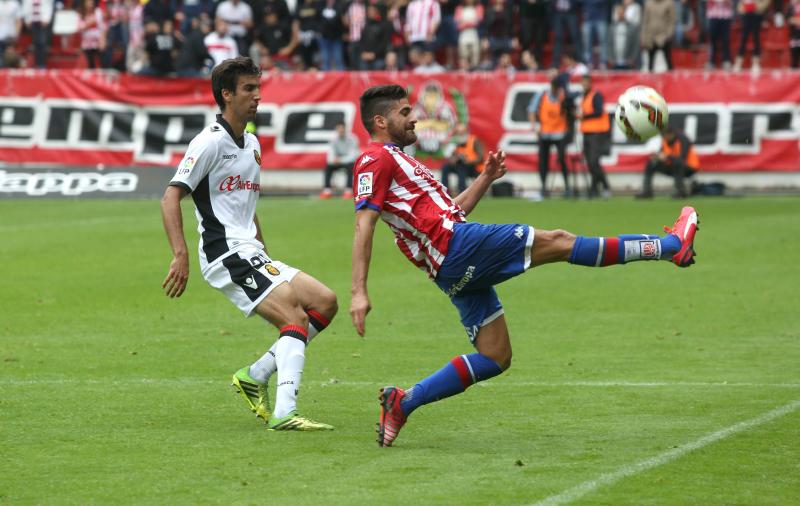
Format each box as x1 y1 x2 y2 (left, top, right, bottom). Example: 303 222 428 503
170 115 264 270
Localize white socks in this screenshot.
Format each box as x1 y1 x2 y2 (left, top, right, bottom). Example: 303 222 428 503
272 334 306 418
247 320 321 383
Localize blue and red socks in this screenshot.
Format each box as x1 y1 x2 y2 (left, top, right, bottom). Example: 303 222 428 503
568 233 681 267
400 353 503 416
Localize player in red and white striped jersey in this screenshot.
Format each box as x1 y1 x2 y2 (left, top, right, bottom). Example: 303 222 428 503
350 84 700 447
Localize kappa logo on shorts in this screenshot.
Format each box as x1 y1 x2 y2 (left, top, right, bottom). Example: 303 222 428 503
514 226 524 239
357 172 373 197
243 276 258 289
265 263 280 276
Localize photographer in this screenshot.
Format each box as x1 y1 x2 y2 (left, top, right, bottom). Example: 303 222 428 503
440 122 484 194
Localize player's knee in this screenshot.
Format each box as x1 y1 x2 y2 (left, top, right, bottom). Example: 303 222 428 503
320 287 339 318
548 229 576 242
498 349 512 371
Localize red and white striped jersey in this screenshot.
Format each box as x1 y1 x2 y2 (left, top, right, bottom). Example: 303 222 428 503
346 0 366 42
353 142 465 278
405 0 441 43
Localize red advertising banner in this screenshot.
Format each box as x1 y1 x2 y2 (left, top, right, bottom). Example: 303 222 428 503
0 69 798 172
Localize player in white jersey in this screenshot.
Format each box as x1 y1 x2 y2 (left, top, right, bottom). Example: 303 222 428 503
161 57 336 431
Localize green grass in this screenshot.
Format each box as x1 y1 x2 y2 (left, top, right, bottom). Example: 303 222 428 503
1 196 798 505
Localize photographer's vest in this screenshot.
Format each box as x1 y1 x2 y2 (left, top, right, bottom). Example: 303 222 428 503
661 136 700 170
454 135 484 173
538 90 567 135
580 90 610 134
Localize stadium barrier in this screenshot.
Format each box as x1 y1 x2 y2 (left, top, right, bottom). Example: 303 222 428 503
0 69 798 174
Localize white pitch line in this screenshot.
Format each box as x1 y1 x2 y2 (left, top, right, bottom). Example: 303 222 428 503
0 378 799 388
531 399 800 506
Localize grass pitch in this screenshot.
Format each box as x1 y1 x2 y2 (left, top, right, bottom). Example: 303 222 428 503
1 196 798 505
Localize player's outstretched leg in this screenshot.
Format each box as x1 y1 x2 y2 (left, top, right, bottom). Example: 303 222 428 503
550 206 699 268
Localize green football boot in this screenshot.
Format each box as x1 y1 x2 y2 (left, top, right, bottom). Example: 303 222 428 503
267 411 334 431
231 367 271 422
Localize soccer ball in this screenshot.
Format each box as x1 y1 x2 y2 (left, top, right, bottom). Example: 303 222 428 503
614 86 669 141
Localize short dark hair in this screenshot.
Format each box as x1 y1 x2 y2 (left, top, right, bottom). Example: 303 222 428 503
359 84 408 134
211 57 261 111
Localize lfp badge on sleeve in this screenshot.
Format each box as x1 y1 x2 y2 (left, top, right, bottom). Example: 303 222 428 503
357 172 373 197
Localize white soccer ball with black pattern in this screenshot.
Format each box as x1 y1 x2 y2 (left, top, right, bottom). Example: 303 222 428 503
614 86 669 141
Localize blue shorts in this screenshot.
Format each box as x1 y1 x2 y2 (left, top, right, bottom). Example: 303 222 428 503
435 222 535 344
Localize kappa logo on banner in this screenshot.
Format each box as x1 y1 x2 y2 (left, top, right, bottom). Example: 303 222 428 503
357 172 373 197
0 170 138 196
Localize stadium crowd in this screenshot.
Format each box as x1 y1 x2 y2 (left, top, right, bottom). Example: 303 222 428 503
0 0 798 72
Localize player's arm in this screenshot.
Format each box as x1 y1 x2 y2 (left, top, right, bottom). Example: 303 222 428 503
253 214 270 256
453 150 508 216
161 185 191 298
350 209 380 337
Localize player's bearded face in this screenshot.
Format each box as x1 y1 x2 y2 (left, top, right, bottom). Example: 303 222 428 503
386 100 417 147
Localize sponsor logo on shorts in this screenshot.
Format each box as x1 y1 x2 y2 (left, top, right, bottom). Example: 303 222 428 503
466 325 480 343
265 263 280 276
514 226 524 239
357 172 373 196
446 265 475 297
219 175 261 192
243 276 258 289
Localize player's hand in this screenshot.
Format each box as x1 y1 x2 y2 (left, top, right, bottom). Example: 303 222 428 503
162 254 189 298
349 292 371 337
483 150 508 181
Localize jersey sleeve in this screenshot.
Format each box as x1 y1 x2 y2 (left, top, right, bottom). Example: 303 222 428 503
353 151 392 213
169 134 217 193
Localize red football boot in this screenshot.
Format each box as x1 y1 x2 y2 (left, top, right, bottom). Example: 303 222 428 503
377 386 407 447
665 206 700 267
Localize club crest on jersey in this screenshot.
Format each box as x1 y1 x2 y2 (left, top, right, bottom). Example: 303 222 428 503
357 172 373 197
265 263 280 276
253 150 261 166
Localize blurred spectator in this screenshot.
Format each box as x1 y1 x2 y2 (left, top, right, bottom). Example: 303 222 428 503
387 3 408 69
413 47 446 72
3 44 25 68
255 0 290 24
529 78 571 197
641 0 675 71
384 49 400 70
582 0 609 68
143 0 175 28
550 0 581 68
495 51 516 75
455 0 483 69
140 19 180 75
520 49 538 70
608 0 641 69
483 0 515 66
518 0 549 71
360 4 392 70
180 0 214 35
127 0 146 73
405 0 441 66
436 0 459 69
790 0 800 68
205 17 239 67
344 0 366 70
176 13 212 76
252 9 296 69
706 0 734 69
79 0 108 69
440 122 484 194
319 121 359 199
636 125 699 199
734 0 770 71
318 0 345 70
216 0 253 55
103 0 129 70
22 0 54 68
0 0 23 66
293 0 319 70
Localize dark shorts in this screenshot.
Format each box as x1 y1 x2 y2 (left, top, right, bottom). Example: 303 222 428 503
435 222 535 344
